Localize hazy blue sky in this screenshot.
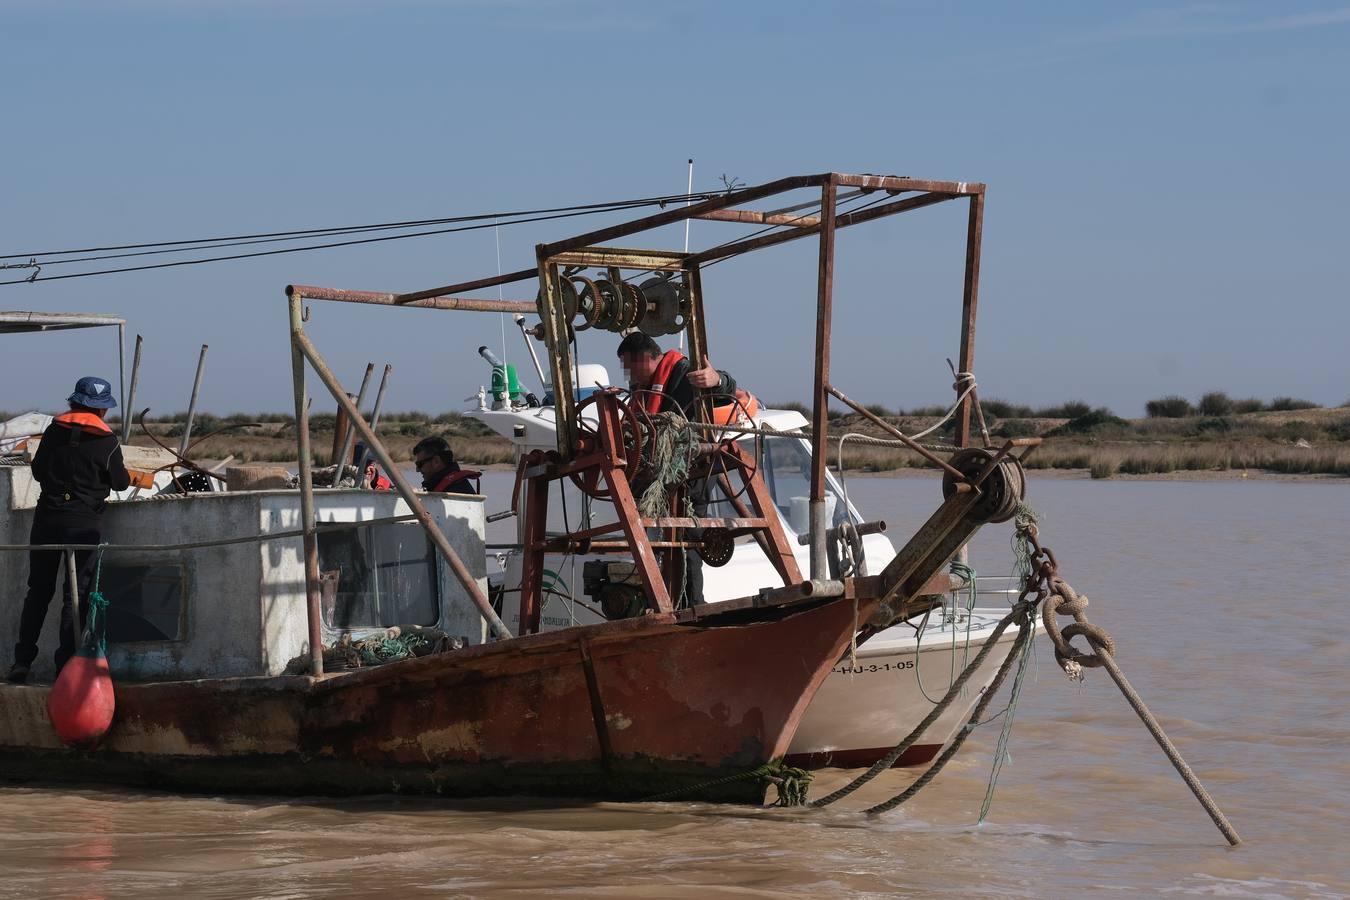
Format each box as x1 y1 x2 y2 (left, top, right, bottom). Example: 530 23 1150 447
2 1 1346 418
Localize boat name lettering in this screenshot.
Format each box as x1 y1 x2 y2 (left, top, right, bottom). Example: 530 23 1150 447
832 660 916 675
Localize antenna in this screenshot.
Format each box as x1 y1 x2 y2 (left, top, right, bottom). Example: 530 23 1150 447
495 217 507 370
680 158 693 352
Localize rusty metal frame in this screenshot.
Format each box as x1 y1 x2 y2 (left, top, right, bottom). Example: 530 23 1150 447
287 171 987 625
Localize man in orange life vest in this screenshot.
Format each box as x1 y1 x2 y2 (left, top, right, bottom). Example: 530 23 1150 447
412 436 481 495
616 333 739 606
8 377 130 684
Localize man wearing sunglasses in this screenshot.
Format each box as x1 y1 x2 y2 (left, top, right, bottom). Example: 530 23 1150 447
411 436 480 495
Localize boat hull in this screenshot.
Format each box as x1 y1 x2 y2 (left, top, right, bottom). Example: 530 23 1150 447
786 609 1025 770
0 595 874 803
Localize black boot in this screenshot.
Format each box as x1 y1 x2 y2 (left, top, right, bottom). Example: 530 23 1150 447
6 662 30 684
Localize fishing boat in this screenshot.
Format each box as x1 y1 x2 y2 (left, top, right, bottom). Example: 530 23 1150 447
0 172 1035 802
465 364 1027 770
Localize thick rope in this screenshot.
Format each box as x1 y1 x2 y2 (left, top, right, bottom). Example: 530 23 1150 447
865 611 1035 814
637 410 696 519
642 759 813 807
810 599 1034 808
1017 517 1242 846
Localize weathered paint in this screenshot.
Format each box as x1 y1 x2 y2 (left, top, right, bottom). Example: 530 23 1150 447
0 594 877 802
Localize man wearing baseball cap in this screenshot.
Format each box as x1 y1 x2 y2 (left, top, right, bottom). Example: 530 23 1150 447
7 377 129 684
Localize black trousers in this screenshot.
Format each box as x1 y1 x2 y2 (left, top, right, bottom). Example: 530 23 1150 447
685 545 705 606
684 499 707 606
13 517 99 672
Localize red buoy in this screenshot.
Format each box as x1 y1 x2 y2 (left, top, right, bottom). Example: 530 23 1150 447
46 590 116 747
47 654 116 746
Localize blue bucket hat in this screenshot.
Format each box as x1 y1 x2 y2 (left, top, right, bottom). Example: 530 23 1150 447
68 376 117 409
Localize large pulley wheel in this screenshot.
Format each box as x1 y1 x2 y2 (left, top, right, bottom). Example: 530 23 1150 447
638 277 686 336
941 447 1025 523
568 392 648 500
571 276 603 331
536 278 578 326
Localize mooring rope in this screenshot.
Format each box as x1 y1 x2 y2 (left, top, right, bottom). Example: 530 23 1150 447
642 759 813 807
863 611 1036 815
810 598 1035 808
1015 516 1243 846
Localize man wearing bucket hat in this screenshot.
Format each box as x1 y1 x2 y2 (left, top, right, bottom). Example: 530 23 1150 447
7 377 129 684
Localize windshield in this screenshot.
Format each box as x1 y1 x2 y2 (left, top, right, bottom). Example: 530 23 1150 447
702 437 854 535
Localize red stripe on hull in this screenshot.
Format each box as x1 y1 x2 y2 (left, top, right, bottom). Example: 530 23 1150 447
784 744 943 770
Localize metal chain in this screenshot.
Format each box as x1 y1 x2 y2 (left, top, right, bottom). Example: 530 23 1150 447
1013 518 1117 682
1011 516 1242 845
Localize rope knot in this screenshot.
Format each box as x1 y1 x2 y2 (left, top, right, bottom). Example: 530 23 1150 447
1041 575 1117 673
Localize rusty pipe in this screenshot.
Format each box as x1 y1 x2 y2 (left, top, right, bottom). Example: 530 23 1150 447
825 383 969 483
333 364 375 476
286 284 535 313
755 579 846 603
352 364 392 477
64 549 81 652
796 519 887 547
121 334 143 444
177 344 209 457
287 299 324 677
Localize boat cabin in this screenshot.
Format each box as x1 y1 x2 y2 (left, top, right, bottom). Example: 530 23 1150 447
0 465 488 682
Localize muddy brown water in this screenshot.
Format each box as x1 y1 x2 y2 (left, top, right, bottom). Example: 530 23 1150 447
3 475 1347 898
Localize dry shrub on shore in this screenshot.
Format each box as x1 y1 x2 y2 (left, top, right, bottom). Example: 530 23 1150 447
836 438 1350 479
1079 443 1350 478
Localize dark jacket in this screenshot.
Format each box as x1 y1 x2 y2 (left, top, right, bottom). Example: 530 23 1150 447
32 413 131 524
659 357 737 419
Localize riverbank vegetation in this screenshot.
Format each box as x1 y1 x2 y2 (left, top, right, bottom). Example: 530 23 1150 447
13 391 1342 479
818 394 1350 478
98 410 517 468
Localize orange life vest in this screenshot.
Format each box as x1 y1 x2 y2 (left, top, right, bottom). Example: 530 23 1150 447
637 351 760 424
53 411 112 435
640 350 686 415
710 389 760 425
634 350 761 423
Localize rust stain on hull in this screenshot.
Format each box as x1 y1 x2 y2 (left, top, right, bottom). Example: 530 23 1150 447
0 597 874 803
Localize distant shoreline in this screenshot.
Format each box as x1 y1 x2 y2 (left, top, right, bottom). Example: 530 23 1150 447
119 405 1350 483
842 466 1349 484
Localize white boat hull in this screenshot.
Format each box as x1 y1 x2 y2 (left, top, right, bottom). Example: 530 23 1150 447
786 607 1025 769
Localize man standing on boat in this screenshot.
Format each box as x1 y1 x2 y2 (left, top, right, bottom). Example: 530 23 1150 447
7 377 129 684
412 436 481 495
616 333 737 420
616 334 747 606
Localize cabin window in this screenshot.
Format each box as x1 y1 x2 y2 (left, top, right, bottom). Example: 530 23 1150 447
758 437 850 533
317 523 439 629
102 564 186 642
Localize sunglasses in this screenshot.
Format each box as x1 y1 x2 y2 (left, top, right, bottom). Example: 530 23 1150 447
414 456 434 471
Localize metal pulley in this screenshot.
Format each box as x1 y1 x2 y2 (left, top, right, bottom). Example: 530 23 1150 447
638 277 687 336
531 273 688 337
571 276 603 331
535 278 578 328
941 447 1026 523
